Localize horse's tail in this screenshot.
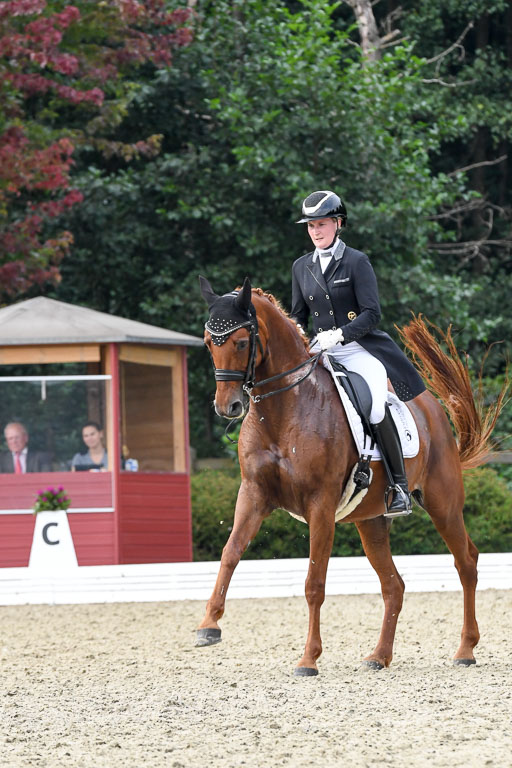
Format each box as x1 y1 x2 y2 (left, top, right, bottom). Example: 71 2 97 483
397 314 509 470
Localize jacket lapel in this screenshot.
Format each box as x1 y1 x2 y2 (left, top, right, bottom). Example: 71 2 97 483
322 256 339 285
306 255 328 293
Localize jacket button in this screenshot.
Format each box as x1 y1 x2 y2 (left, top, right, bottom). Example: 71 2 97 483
318 328 323 332
325 294 329 299
309 295 314 300
329 310 333 315
332 326 336 330
314 312 319 316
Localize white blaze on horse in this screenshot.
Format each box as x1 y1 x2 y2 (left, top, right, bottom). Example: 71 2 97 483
196 276 507 676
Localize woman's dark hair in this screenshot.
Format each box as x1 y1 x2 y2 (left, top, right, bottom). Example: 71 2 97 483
82 421 103 432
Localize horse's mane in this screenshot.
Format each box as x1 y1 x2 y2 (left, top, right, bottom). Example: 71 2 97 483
242 286 309 350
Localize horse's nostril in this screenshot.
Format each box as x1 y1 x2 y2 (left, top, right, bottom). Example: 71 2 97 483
228 401 243 418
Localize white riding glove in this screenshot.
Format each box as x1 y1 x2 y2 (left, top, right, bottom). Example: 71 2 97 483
316 328 344 350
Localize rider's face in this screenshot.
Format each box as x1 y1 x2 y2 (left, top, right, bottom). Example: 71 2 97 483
307 217 339 250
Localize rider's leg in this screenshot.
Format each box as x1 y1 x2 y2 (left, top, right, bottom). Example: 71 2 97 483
322 341 388 424
372 405 412 516
312 340 387 423
318 341 411 516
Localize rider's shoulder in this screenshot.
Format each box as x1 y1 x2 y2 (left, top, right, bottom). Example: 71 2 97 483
343 246 375 272
343 245 370 262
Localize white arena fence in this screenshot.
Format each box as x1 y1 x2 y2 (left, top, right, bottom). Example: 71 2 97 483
0 552 511 606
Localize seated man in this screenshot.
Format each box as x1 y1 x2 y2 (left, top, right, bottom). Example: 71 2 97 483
0 421 52 473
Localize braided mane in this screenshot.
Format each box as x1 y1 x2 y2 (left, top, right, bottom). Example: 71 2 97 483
243 286 309 350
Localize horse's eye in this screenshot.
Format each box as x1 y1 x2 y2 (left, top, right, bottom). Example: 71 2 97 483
236 339 249 351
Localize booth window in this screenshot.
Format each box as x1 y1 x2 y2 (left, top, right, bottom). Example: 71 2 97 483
119 346 186 473
120 361 173 472
0 375 110 472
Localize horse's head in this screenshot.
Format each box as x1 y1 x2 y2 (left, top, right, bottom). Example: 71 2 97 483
199 276 265 419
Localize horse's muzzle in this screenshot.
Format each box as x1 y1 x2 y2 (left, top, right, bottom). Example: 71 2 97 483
215 397 244 419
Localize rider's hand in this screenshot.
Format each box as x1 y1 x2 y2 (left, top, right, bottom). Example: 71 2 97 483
316 328 344 350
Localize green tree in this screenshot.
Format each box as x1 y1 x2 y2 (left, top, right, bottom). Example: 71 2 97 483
42 0 509 459
54 0 504 455
0 0 192 300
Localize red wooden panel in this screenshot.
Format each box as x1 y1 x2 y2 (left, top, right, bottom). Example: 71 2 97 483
118 473 192 563
68 514 116 566
0 472 113 510
0 512 115 567
0 515 36 567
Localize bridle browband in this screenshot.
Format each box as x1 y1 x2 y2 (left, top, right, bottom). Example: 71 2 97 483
205 309 321 404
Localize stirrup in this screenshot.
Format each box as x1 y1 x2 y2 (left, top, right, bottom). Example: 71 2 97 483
383 485 413 518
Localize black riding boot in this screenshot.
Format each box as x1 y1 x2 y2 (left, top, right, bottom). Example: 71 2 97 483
372 405 412 517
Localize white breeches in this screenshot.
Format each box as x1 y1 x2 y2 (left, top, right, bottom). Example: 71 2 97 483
310 339 388 423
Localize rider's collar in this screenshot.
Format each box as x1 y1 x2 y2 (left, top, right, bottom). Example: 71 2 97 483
312 239 346 263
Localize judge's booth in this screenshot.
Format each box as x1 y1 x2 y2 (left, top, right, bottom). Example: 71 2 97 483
0 297 203 569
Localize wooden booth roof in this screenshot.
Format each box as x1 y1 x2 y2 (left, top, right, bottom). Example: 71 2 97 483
0 297 203 348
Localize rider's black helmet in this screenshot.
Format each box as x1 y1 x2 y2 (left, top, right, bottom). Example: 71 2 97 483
296 190 347 225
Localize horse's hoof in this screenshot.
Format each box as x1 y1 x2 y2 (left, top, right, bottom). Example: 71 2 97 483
362 659 385 671
195 628 222 647
453 658 476 667
293 666 319 677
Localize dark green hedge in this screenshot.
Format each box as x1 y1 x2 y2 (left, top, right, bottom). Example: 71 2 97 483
190 466 512 561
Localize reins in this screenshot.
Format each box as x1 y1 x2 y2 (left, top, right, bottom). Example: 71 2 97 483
243 351 322 403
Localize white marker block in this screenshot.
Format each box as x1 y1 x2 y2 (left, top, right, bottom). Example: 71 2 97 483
29 511 78 570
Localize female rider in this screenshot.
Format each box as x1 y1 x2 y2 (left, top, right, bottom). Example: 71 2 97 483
291 190 425 516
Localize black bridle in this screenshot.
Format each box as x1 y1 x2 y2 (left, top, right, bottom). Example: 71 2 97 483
205 310 322 404
205 313 263 389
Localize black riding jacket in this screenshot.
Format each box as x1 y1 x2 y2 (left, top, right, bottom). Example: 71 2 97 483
291 241 425 401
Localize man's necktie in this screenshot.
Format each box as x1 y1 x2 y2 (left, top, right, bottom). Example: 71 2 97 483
14 452 22 474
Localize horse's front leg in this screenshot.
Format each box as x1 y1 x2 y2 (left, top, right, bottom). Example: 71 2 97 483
295 507 335 677
196 481 270 647
355 515 405 669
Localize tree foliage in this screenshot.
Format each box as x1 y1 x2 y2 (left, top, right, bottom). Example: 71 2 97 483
0 0 192 300
191 467 512 560
2 0 509 458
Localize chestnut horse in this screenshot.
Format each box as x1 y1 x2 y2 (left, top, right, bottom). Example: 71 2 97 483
196 276 506 676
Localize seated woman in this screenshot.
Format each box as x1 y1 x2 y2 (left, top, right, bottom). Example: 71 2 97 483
71 421 108 472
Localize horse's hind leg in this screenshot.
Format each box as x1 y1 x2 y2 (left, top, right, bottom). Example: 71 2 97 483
355 516 405 669
423 473 479 665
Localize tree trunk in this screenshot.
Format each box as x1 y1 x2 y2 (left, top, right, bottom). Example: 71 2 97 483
345 0 382 61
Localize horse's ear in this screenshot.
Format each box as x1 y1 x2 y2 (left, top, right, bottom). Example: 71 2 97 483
199 275 219 310
235 277 252 313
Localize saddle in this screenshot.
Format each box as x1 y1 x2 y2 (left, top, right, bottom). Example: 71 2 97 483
328 358 373 440
327 354 418 520
324 355 419 460
288 354 420 525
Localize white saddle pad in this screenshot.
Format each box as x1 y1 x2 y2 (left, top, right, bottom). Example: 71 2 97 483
323 353 419 460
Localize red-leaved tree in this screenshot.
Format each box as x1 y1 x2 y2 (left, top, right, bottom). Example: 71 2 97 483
0 0 192 300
